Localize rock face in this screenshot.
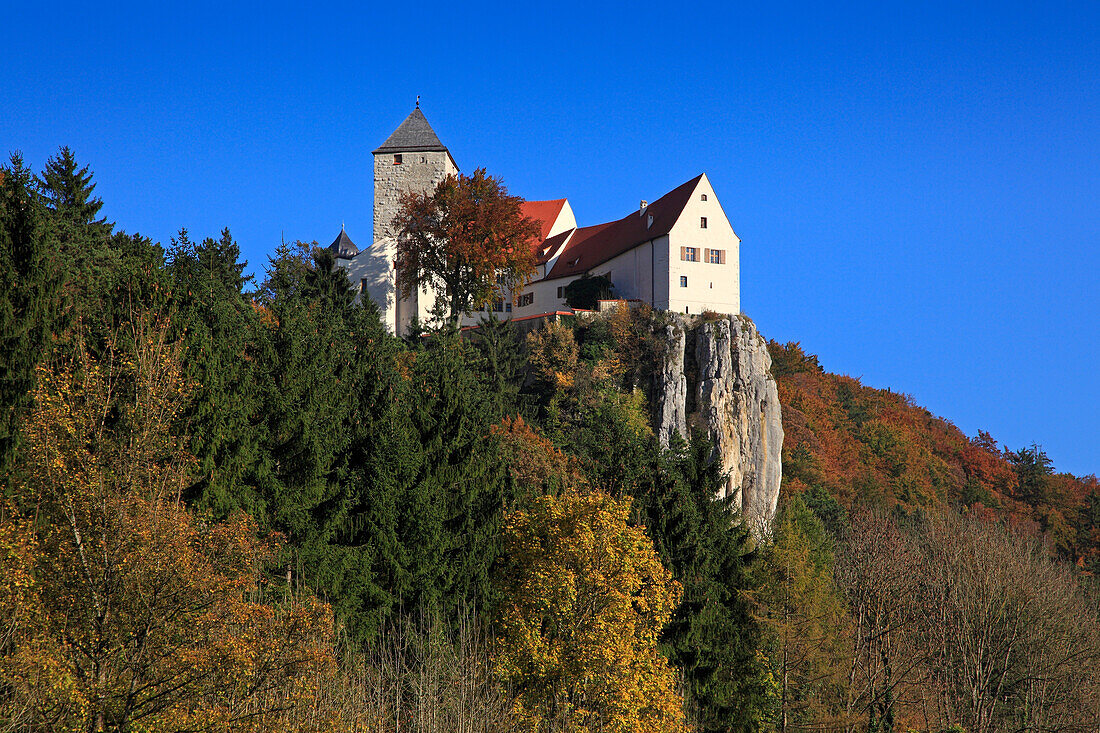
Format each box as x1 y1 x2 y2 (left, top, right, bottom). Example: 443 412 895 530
655 322 688 447
655 314 783 534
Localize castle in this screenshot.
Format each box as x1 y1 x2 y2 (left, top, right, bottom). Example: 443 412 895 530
331 106 741 334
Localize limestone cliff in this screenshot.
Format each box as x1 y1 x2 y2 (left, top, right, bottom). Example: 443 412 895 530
654 314 783 534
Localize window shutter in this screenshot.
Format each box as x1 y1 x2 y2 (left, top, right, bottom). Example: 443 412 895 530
680 246 686 261
720 250 726 264
704 248 710 262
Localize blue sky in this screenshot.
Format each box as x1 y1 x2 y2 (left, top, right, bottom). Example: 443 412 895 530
3 1 1097 475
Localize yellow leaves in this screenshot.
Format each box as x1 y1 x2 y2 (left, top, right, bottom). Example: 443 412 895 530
527 322 578 392
0 318 347 732
496 490 689 733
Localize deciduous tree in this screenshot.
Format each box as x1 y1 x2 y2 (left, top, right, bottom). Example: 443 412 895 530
393 168 540 328
495 490 688 733
3 316 340 732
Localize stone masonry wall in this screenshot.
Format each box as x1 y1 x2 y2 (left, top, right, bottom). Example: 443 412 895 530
373 150 457 244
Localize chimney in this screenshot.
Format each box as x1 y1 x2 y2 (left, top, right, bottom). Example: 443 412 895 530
639 200 648 215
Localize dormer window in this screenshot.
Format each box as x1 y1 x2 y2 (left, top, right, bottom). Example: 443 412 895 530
393 154 403 165
647 214 654 228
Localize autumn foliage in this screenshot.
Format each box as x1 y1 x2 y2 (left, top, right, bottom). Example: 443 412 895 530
394 167 541 326
0 322 343 732
770 340 1100 569
495 490 689 733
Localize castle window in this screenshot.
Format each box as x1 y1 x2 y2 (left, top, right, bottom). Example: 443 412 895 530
492 298 504 313
680 276 688 288
360 278 369 295
518 292 535 307
393 154 403 165
506 303 512 313
556 286 564 298
700 193 708 201
700 217 708 229
420 156 426 163
681 246 698 262
708 249 725 264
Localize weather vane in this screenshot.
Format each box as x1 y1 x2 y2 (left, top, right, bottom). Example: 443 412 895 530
416 94 420 109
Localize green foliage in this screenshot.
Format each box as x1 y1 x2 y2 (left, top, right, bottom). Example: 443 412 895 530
0 153 59 477
38 145 112 236
470 314 526 419
168 228 264 515
757 496 850 731
799 483 849 536
634 433 769 732
396 333 510 617
1009 443 1054 505
767 340 822 378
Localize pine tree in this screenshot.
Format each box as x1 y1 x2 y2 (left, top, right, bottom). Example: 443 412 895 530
637 433 770 732
394 332 509 617
38 146 112 236
470 314 526 419
0 153 58 476
168 228 264 515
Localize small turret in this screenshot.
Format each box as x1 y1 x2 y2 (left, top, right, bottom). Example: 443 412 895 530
327 224 359 259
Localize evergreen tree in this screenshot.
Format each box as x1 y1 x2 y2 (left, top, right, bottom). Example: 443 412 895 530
394 332 509 618
38 145 112 236
1009 443 1054 506
168 228 264 515
636 433 769 732
470 314 526 419
0 153 58 476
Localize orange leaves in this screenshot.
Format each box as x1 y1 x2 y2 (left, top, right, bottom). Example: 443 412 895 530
493 416 587 498
495 490 689 733
393 168 541 324
1 320 344 732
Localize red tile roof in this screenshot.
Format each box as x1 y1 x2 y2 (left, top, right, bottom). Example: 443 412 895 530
520 199 568 242
535 229 573 265
545 174 703 280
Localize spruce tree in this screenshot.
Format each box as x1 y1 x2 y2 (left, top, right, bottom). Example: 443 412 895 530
636 433 769 732
395 332 509 618
38 146 112 236
0 153 58 475
168 228 264 515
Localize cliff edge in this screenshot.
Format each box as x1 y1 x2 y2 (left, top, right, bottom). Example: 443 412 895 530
655 314 783 534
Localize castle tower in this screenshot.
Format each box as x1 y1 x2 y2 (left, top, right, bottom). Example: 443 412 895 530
372 105 458 245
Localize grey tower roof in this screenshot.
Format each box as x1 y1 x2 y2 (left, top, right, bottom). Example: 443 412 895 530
328 226 359 259
373 107 450 154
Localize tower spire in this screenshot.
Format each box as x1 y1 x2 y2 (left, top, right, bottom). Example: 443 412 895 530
416 94 420 109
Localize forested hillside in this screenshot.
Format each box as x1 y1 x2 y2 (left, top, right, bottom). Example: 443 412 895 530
771 341 1100 571
2 150 1099 732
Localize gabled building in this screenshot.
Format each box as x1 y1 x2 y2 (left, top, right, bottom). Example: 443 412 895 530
332 106 740 334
